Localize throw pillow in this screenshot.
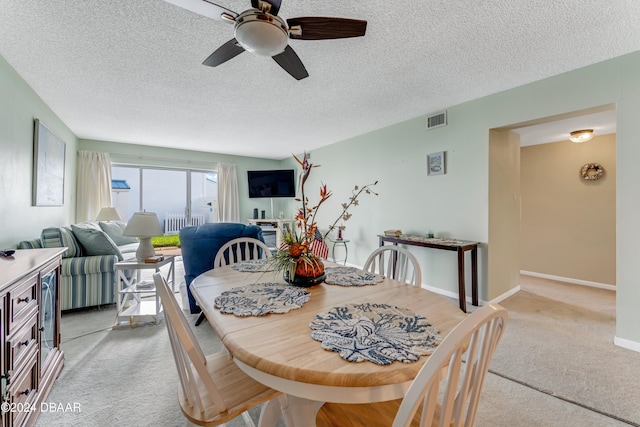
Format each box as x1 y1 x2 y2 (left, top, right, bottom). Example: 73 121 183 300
59 227 83 258
99 221 138 246
72 221 102 230
41 227 82 258
70 225 124 261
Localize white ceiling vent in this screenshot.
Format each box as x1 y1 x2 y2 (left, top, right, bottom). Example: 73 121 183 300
426 111 447 130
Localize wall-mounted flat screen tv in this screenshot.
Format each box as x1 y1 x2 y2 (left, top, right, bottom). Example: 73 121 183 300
247 169 296 198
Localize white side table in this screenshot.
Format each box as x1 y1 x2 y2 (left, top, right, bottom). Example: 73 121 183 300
114 256 175 327
327 238 350 265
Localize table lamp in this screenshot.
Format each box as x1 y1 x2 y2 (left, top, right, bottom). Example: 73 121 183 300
96 207 122 222
123 212 163 261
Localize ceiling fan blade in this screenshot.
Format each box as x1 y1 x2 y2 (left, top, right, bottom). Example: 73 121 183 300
203 38 245 67
251 0 282 15
163 0 238 22
272 46 309 80
287 17 367 40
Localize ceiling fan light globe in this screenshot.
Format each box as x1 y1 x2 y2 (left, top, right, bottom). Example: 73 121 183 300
234 11 288 57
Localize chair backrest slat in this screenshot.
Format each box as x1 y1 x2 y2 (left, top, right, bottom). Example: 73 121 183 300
213 237 272 268
392 304 508 427
363 246 422 286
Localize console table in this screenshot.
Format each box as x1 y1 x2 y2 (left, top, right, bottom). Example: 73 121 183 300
378 235 479 312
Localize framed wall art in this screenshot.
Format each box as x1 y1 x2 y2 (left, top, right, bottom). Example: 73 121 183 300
33 119 66 206
427 151 445 176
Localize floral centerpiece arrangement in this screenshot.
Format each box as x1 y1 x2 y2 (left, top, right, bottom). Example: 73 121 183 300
271 153 378 286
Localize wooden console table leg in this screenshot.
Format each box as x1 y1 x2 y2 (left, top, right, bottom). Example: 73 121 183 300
471 245 478 307
457 248 467 313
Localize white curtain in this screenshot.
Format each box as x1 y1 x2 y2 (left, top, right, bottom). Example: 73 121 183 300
217 162 240 222
76 151 112 222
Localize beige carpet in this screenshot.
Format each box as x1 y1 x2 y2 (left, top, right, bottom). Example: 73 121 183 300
478 275 640 426
35 268 639 426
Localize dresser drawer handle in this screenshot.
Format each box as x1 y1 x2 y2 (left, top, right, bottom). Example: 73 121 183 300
17 297 30 304
19 340 29 347
19 389 30 396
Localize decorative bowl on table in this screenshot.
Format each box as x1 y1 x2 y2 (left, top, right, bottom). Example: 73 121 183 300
284 270 326 287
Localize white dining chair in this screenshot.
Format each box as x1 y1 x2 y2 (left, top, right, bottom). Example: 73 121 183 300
316 304 508 427
153 273 282 427
363 246 422 286
213 237 272 268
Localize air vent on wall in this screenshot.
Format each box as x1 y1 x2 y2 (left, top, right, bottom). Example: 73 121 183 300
426 111 447 130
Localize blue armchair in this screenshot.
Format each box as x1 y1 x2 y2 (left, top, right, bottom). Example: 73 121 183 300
179 223 265 315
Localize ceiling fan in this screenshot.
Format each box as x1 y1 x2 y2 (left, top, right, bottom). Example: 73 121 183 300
164 0 367 80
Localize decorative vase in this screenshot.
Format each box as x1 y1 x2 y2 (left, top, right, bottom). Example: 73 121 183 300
284 257 326 287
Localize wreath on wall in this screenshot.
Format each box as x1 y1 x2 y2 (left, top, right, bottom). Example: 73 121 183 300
580 163 605 181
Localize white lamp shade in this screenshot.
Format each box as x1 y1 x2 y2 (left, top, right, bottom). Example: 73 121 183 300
96 207 122 221
123 212 163 238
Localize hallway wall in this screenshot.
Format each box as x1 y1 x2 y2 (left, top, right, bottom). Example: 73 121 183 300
520 134 616 285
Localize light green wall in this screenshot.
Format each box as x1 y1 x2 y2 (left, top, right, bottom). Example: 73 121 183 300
0 55 78 248
614 53 640 347
78 139 282 222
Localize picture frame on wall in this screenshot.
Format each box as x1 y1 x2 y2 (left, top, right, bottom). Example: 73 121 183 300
427 151 445 176
33 119 66 206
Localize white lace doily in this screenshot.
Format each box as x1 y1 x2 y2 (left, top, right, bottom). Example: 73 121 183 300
214 282 310 316
231 259 275 272
310 302 441 365
324 266 384 286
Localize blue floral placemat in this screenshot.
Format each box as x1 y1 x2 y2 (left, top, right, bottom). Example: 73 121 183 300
231 259 275 272
214 282 310 316
309 302 441 365
324 266 384 286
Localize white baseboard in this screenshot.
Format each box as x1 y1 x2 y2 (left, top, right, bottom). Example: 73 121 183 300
421 283 522 308
614 336 640 353
520 270 616 291
487 285 521 305
421 284 469 302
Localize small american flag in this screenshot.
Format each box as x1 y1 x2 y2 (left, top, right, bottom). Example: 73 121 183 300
310 229 329 259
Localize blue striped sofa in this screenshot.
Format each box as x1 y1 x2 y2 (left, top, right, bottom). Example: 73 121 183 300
18 222 138 311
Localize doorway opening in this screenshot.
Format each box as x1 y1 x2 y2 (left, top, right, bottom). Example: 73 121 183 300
488 103 617 298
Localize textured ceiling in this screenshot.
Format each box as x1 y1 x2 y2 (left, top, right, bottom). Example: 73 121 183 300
1 0 638 160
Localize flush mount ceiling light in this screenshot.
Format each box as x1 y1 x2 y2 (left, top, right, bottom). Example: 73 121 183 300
569 129 594 143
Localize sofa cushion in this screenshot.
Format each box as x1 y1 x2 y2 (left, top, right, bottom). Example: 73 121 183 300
70 225 123 261
118 242 139 256
61 255 118 275
41 227 82 258
99 221 138 246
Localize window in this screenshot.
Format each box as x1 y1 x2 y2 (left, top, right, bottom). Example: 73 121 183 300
111 166 217 234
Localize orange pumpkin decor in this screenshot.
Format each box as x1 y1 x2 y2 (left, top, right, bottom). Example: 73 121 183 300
295 257 325 278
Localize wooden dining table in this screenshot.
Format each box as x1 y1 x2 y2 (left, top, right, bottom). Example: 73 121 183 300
190 262 466 427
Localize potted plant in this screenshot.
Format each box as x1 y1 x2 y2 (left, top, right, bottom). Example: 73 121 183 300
271 153 378 286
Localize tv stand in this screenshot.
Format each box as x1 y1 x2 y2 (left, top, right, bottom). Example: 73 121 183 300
248 219 294 249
